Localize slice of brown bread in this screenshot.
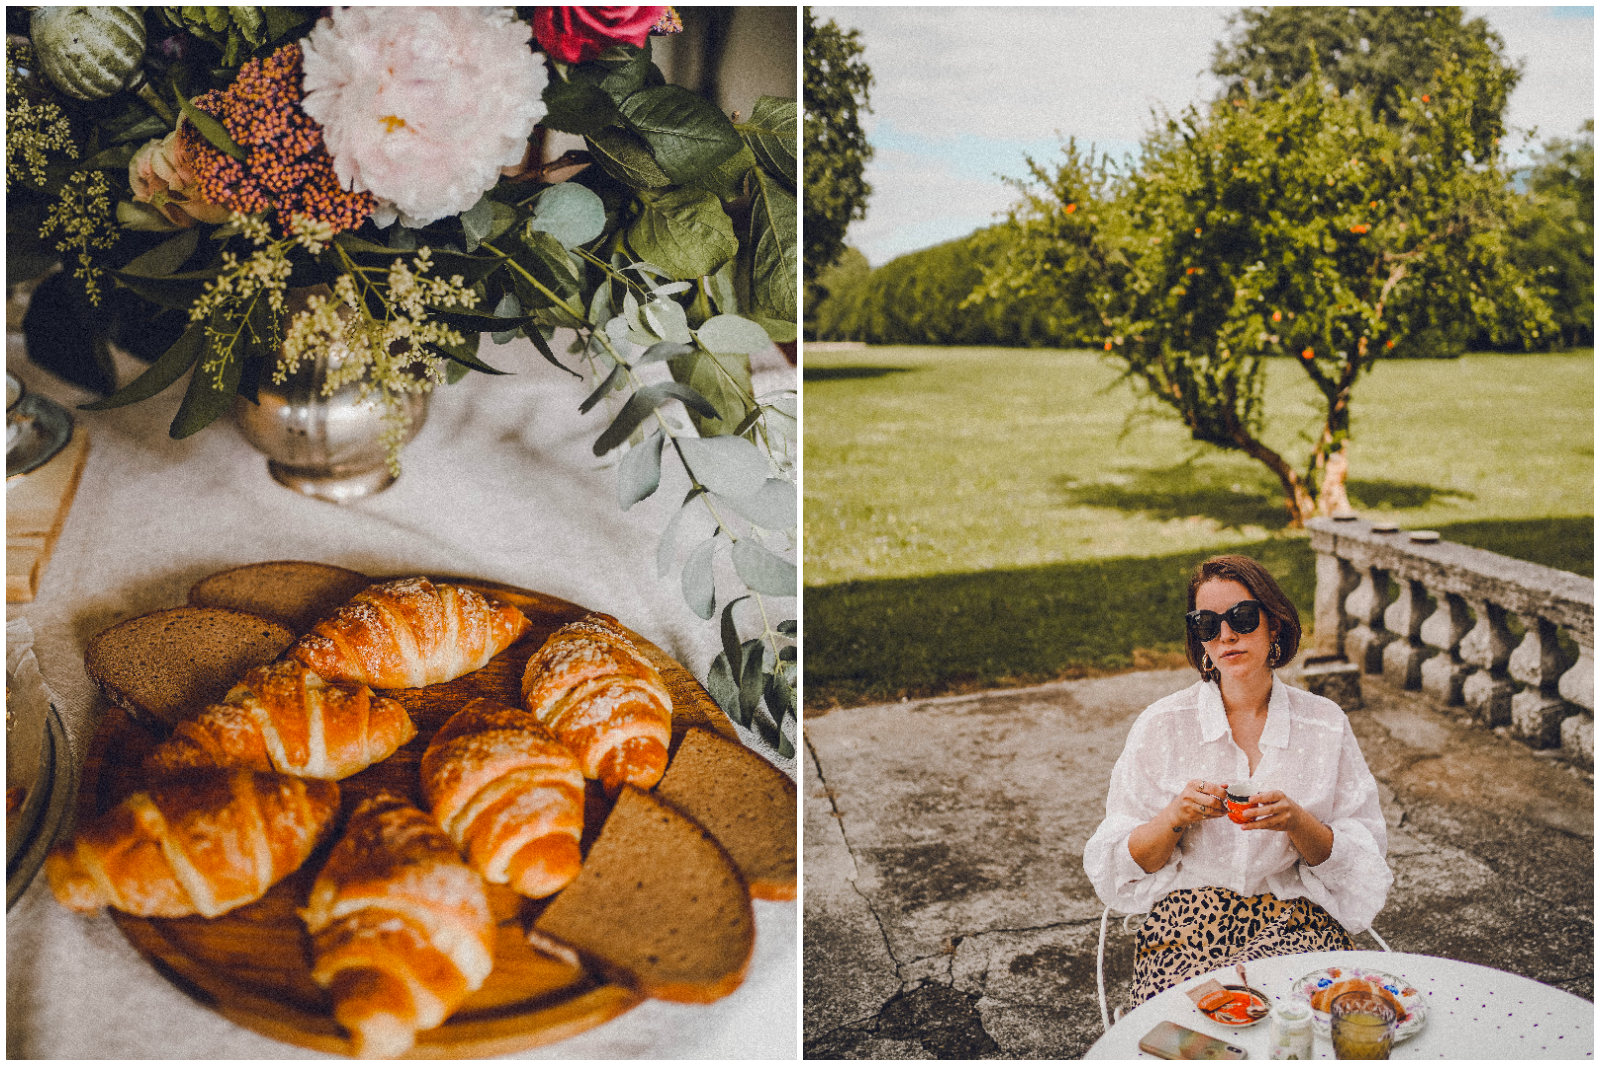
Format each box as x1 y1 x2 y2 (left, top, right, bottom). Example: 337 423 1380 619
654 728 796 901
530 786 754 1003
187 561 371 634
84 607 295 728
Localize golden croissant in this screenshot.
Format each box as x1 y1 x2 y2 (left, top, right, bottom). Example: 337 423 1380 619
420 698 585 899
519 613 673 793
289 577 530 689
145 660 415 780
300 792 495 1060
45 770 339 918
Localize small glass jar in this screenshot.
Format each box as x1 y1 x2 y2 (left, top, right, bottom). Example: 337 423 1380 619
1268 1001 1314 1060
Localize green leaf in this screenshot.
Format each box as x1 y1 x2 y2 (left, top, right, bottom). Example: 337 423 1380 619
688 143 756 201
618 428 665 509
79 321 205 411
657 489 698 578
642 297 692 344
79 143 140 171
588 126 673 189
580 363 624 414
743 313 797 344
704 651 742 724
175 84 245 161
120 228 199 278
765 669 797 756
740 96 797 188
746 169 797 321
627 188 738 281
170 328 243 439
620 86 743 184
778 618 797 638
731 538 796 597
526 326 581 378
591 381 718 455
712 477 797 531
667 347 753 437
542 79 623 136
528 182 607 249
719 595 750 686
638 340 696 365
434 330 508 375
459 193 495 251
676 434 769 498
737 638 766 722
682 535 718 620
697 314 773 355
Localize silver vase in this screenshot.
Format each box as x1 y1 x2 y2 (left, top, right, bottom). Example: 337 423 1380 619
233 289 428 503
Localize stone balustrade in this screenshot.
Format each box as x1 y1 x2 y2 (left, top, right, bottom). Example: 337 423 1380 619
1307 517 1593 768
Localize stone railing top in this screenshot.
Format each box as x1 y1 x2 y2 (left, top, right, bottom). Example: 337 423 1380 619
1307 516 1594 643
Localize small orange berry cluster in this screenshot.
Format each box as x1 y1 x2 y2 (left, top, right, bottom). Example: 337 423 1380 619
180 44 374 234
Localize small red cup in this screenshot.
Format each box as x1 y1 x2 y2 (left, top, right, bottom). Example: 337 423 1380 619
1224 788 1257 824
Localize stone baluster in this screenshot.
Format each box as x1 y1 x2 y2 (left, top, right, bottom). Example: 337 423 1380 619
1507 616 1570 748
1460 599 1514 726
1343 564 1393 674
1312 552 1359 658
1557 640 1593 768
1381 577 1432 689
1419 591 1474 706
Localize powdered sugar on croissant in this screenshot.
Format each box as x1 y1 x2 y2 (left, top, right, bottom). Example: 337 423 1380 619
289 577 530 689
520 613 673 793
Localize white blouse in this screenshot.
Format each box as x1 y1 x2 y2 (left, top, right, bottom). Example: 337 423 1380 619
1083 677 1392 933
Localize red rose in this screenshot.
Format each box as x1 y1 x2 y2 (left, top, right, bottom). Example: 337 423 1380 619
534 7 668 64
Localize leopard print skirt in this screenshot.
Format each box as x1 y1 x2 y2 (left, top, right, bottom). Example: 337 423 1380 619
1130 886 1356 1005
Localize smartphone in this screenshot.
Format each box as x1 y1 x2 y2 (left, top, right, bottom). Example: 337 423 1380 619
1137 1020 1248 1060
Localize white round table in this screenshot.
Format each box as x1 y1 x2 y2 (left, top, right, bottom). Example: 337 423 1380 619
1085 950 1593 1060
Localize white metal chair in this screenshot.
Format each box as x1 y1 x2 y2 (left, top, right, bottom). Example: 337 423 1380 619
1095 904 1392 1033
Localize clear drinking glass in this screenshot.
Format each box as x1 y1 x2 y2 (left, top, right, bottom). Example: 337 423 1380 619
1330 989 1397 1059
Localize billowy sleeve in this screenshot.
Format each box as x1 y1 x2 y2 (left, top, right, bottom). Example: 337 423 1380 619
1082 711 1184 914
1297 717 1392 933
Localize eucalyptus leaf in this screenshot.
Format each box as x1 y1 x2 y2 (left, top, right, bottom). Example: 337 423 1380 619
493 291 522 318
681 535 718 620
627 188 737 281
618 428 665 509
619 85 742 183
737 638 765 721
643 298 692 344
527 325 582 378
667 347 752 436
460 193 495 250
657 490 695 578
592 382 717 455
638 340 696 365
712 477 797 531
580 363 623 415
719 595 750 687
120 228 199 278
528 182 607 249
705 651 741 724
731 537 797 597
676 434 769 498
707 259 739 315
697 314 773 355
778 619 797 638
79 321 205 411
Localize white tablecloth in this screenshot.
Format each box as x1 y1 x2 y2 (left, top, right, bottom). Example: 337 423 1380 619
1085 949 1594 1060
5 330 798 1059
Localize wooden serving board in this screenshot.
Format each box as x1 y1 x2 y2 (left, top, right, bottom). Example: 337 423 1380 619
76 577 739 1059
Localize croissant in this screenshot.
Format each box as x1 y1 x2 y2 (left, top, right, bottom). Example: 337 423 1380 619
45 770 338 918
519 613 673 793
301 792 495 1060
145 660 416 780
420 698 585 899
289 577 531 690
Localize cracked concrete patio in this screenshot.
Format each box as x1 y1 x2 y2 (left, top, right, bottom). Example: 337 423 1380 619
803 668 1594 1059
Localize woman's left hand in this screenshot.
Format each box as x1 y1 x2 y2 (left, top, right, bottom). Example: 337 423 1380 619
1239 789 1304 832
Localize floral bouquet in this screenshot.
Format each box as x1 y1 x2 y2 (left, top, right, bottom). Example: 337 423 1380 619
6 5 797 754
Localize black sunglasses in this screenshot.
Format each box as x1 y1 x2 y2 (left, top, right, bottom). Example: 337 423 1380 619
1186 600 1263 642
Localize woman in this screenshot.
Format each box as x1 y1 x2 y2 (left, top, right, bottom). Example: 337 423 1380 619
1083 554 1391 1006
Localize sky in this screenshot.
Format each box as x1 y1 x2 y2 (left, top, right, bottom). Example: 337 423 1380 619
811 5 1597 266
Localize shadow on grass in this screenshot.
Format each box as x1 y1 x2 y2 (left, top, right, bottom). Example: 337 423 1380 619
1056 463 1290 530
803 365 917 382
804 517 1592 711
1057 464 1476 531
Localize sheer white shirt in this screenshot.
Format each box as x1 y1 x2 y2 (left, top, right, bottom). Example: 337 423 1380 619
1083 677 1391 933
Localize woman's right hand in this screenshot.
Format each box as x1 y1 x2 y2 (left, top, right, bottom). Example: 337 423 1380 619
1166 780 1228 831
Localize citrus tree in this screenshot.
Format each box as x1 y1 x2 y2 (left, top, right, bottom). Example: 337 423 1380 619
972 56 1554 525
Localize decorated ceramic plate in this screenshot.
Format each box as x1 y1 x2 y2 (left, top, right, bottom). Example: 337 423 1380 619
1195 985 1271 1028
1291 965 1427 1042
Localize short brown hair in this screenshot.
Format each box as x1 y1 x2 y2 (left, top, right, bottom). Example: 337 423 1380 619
1185 554 1301 680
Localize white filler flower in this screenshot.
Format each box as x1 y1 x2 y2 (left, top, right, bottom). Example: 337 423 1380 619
301 7 548 228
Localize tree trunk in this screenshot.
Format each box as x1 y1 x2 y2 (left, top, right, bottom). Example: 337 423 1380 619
1316 445 1353 518
1231 429 1317 527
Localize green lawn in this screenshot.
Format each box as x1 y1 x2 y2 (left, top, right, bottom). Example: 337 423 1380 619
803 347 1593 708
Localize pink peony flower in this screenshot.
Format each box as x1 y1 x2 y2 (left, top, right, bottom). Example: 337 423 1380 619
299 7 548 228
533 7 668 64
127 123 232 227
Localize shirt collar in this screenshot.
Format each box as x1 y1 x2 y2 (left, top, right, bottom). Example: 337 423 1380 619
1198 675 1293 748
